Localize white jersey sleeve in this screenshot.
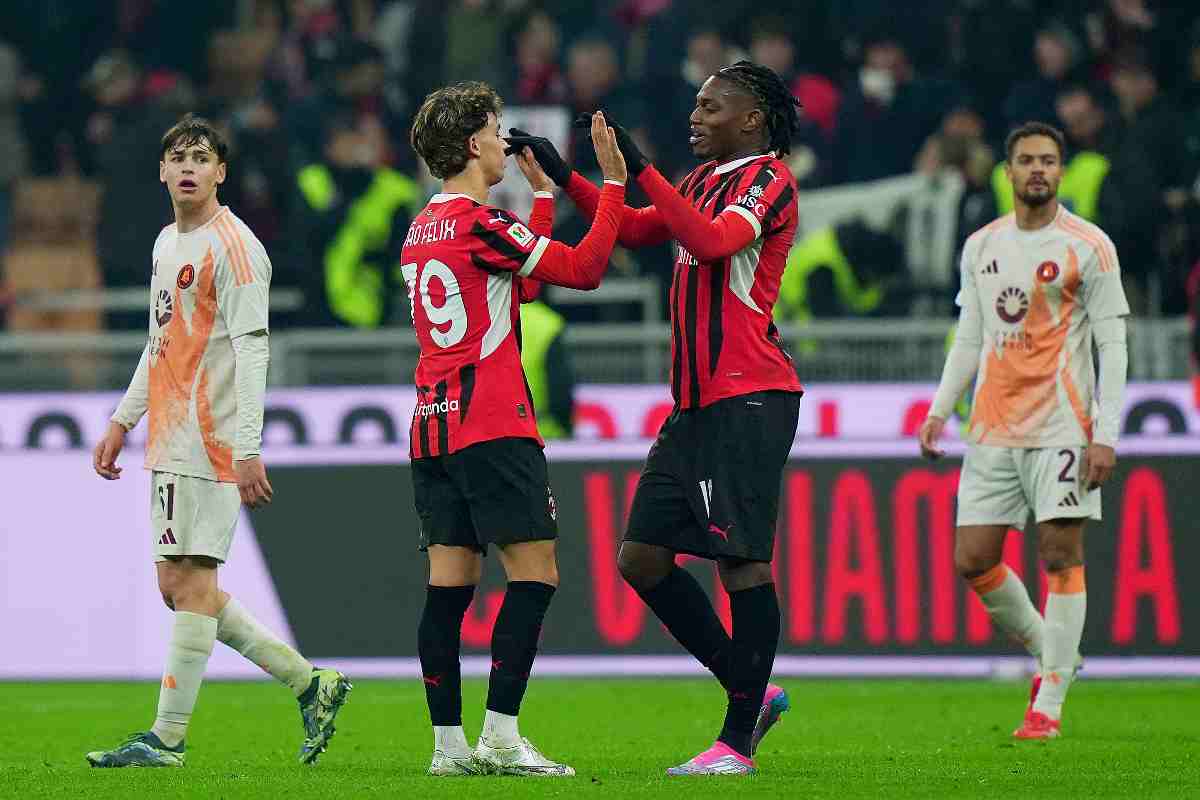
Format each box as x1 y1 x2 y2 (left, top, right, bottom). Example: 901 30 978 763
931 242 985 419
214 221 272 339
1079 229 1129 322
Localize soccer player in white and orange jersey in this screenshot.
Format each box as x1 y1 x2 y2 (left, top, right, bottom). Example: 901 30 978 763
86 115 350 768
920 122 1130 739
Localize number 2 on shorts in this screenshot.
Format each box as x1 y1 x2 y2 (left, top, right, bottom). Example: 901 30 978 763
1057 449 1076 483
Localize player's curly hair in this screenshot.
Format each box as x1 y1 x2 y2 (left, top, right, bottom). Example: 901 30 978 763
715 60 803 156
410 82 503 179
160 113 228 163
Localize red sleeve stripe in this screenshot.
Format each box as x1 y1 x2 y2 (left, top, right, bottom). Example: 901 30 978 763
213 216 254 286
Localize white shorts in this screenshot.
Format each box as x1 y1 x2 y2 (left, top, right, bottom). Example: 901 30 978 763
956 444 1101 528
150 471 241 563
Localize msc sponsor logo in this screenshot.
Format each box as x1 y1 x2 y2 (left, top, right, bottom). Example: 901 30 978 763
416 398 460 418
736 193 768 218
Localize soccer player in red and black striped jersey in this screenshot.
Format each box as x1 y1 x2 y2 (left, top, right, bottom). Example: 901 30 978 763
510 61 803 775
405 82 628 777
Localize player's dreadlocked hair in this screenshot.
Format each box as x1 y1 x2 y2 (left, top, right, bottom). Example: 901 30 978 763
715 60 803 156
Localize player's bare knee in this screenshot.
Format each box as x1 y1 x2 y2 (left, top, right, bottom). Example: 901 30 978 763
498 540 559 586
954 544 1001 579
1039 544 1083 574
617 542 670 592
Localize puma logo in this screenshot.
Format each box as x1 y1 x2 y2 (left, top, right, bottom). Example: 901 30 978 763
423 674 442 687
708 522 731 541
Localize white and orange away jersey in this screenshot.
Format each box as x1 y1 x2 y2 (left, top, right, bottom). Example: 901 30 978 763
145 206 271 481
958 204 1129 448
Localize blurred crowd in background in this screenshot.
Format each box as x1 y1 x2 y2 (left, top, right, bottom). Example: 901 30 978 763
3 0 1200 336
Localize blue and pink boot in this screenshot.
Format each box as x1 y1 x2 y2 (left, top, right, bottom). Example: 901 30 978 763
666 683 790 775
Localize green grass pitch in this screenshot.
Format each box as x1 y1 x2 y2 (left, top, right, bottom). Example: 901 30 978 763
3 678 1197 799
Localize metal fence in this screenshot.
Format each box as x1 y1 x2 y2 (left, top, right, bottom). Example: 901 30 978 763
0 317 1189 392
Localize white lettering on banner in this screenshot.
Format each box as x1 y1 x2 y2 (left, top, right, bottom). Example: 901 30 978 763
2 383 1197 449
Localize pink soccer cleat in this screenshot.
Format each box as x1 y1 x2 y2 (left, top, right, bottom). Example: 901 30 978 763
750 684 790 755
1013 709 1062 740
666 741 756 776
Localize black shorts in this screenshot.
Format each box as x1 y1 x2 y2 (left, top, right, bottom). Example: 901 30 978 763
625 390 801 562
412 437 558 554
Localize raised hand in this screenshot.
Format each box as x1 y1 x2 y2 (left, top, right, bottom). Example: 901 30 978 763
504 128 570 186
575 111 648 176
514 147 554 192
590 112 627 185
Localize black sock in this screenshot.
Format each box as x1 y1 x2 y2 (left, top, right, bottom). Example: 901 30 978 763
718 583 781 758
486 581 556 716
636 566 733 688
417 584 475 726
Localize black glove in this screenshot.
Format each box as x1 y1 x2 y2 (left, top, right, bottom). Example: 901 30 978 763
573 111 649 177
504 128 571 187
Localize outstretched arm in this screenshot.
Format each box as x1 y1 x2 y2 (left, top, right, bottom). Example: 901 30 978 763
488 115 629 290
505 125 670 248
564 171 672 248
633 166 758 261
519 182 625 290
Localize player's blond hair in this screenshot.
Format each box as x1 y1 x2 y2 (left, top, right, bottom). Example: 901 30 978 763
410 82 503 179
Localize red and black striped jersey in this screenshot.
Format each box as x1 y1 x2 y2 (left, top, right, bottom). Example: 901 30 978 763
402 194 545 458
667 154 802 408
565 155 803 409
662 155 803 408
401 183 626 458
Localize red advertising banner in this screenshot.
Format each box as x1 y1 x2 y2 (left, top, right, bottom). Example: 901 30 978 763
4 440 1189 678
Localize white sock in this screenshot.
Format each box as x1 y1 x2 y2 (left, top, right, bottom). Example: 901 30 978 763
151 611 217 748
969 564 1045 664
1034 567 1087 720
481 709 520 746
434 725 471 756
217 597 313 697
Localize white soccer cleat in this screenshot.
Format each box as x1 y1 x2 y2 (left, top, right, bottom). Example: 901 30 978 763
472 736 575 776
428 749 481 776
